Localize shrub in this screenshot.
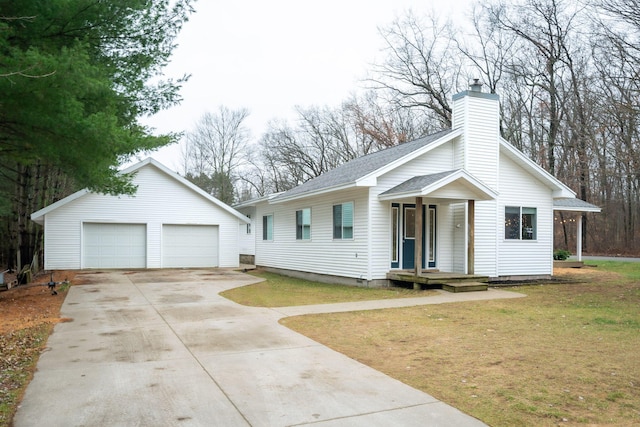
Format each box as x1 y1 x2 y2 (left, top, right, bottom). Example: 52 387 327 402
553 249 572 260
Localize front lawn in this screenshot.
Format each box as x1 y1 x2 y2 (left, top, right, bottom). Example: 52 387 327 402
279 263 640 426
220 270 435 307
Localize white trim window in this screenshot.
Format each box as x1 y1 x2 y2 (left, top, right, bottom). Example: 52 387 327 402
296 208 311 240
262 214 273 241
505 206 537 240
333 202 354 239
246 214 251 234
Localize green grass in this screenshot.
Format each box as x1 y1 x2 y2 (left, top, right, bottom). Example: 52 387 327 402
271 263 640 426
220 270 435 307
585 260 640 280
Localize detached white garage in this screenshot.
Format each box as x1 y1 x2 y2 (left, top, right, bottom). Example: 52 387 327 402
31 158 249 270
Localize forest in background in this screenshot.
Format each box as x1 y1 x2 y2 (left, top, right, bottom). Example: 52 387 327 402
182 0 640 256
0 0 193 270
2 0 639 272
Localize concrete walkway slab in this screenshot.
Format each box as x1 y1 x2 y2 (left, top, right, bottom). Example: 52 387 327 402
13 269 525 426
271 288 525 317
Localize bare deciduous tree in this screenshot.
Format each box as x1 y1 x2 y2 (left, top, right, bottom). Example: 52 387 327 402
182 106 251 204
369 12 464 128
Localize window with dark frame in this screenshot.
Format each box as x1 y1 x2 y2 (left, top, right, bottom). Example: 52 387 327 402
333 202 353 239
296 208 311 240
262 214 273 241
505 206 537 240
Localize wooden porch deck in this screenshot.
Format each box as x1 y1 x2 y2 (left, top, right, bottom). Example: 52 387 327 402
387 270 489 293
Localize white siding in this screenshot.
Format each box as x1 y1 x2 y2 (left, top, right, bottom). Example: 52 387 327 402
255 188 371 280
474 199 499 276
452 94 500 190
42 164 241 269
496 155 554 276
450 203 467 273
367 194 391 280
236 206 255 256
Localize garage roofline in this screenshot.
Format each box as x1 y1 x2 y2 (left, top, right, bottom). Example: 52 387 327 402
31 158 250 225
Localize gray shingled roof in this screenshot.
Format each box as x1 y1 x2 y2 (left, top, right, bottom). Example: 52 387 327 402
553 198 601 211
380 170 460 196
272 129 454 201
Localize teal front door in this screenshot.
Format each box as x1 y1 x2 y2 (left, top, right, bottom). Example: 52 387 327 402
399 204 436 270
402 205 416 269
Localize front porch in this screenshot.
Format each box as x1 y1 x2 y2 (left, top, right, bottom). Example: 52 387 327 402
387 270 489 293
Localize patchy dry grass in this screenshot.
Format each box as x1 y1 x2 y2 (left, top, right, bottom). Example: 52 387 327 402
221 270 436 307
281 265 640 426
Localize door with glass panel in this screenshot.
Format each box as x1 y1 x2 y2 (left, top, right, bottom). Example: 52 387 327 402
393 203 436 270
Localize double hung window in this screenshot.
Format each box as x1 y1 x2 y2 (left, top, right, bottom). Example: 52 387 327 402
296 208 311 240
333 202 354 239
262 214 273 241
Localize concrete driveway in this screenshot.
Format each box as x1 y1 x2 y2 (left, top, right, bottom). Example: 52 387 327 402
14 269 521 426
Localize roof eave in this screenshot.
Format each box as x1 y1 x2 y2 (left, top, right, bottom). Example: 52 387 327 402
234 192 284 209
30 189 90 223
553 206 602 213
270 183 361 204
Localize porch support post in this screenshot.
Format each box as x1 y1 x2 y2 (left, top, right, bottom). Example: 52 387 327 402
467 199 475 274
415 197 423 276
576 214 583 262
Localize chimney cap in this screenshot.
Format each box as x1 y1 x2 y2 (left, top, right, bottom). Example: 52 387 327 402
470 79 483 92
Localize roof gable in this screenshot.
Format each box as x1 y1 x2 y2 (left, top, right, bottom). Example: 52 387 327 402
499 139 575 198
31 158 249 224
379 169 498 201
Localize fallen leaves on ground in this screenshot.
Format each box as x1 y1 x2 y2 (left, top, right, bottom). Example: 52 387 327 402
0 271 75 427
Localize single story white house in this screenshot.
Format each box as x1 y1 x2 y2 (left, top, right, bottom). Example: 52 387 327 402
31 158 249 270
236 83 600 286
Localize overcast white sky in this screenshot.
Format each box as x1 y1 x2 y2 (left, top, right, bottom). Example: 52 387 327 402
139 0 474 171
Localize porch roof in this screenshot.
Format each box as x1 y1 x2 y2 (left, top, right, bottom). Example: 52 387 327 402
553 198 601 212
378 169 498 201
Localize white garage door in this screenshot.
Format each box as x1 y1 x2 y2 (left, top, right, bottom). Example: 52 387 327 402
162 225 219 268
83 223 146 268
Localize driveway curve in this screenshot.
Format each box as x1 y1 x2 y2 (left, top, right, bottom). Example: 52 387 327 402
14 269 523 426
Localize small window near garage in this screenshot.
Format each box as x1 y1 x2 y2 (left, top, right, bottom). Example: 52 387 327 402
263 214 273 241
296 208 311 240
505 206 537 240
246 214 251 234
333 202 354 239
